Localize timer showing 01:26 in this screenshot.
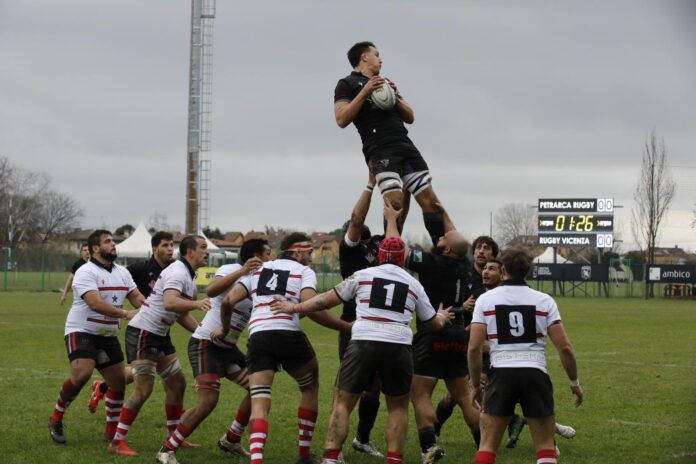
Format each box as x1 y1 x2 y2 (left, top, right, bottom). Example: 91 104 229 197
538 214 614 233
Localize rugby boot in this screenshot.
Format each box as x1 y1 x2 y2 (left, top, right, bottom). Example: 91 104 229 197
88 380 105 414
218 434 250 457
421 445 445 464
155 447 179 464
351 437 384 457
555 422 576 439
48 420 66 444
505 415 526 448
107 440 139 457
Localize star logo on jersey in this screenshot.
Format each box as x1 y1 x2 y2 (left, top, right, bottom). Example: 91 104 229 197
112 295 118 303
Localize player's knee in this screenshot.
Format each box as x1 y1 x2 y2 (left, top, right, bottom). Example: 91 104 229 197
158 358 183 382
195 374 221 393
132 362 157 378
70 373 91 388
295 371 318 391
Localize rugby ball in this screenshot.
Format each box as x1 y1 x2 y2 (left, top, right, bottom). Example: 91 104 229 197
371 81 396 110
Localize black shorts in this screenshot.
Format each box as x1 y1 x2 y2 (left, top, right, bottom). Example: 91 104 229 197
482 367 554 418
482 352 492 375
64 332 124 369
125 325 176 363
369 143 429 177
337 340 413 396
413 328 469 380
188 337 247 378
338 312 356 360
247 330 316 374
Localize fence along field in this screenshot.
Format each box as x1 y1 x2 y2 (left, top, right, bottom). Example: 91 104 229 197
1 293 695 463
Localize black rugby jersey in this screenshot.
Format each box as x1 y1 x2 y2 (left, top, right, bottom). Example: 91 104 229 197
334 71 416 159
338 236 381 320
406 249 471 330
127 257 166 298
71 258 88 275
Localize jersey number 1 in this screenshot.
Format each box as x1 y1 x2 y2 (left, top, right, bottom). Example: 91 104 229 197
369 278 409 312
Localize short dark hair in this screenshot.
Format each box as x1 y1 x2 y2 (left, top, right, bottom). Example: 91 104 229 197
180 235 204 256
80 243 88 249
151 231 173 248
472 235 499 257
485 258 503 268
240 238 269 264
500 247 532 279
87 230 112 255
347 41 376 67
279 232 312 259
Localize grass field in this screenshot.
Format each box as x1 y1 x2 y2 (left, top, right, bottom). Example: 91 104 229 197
1 292 695 463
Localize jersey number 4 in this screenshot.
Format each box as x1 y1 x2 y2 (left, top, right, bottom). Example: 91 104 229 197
257 269 290 296
369 278 409 312
494 305 536 344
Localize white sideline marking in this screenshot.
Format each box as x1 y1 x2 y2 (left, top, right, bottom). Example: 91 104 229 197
549 355 696 370
598 352 620 356
606 419 691 431
671 452 696 458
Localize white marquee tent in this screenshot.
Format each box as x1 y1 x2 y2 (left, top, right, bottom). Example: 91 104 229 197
115 221 152 259
534 247 570 264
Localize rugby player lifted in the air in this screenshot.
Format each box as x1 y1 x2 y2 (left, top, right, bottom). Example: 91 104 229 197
334 41 446 246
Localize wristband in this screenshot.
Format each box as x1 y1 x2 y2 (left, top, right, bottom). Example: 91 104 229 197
365 185 374 192
569 379 580 387
122 310 128 319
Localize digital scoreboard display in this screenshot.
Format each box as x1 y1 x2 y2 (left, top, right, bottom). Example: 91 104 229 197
537 198 614 248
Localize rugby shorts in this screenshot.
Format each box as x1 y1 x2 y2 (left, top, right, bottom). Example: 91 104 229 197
125 325 176 364
64 332 124 369
246 330 316 374
369 144 429 178
482 367 555 418
337 339 413 396
188 337 247 378
413 328 469 380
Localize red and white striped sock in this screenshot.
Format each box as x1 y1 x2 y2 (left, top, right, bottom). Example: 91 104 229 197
164 423 191 452
298 407 318 459
50 379 81 423
104 389 124 437
165 404 184 437
226 408 250 443
113 407 138 443
249 418 268 464
475 450 497 464
537 448 558 464
386 451 403 464
322 448 341 464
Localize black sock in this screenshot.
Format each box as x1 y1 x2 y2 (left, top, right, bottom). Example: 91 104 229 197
435 397 456 426
99 382 109 394
418 426 437 454
356 392 380 444
423 212 445 246
472 428 481 448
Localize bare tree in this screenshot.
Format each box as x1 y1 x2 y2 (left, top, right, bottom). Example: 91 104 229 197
36 191 84 243
630 130 676 298
149 212 170 232
494 203 536 247
0 163 48 245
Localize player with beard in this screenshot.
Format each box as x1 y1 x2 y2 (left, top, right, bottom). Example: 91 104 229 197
382 201 479 463
433 236 499 437
334 41 448 245
109 235 210 458
60 243 89 305
212 233 351 464
49 230 144 444
87 231 176 414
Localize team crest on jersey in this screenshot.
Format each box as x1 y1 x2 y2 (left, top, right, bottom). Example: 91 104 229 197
412 251 423 263
366 252 376 263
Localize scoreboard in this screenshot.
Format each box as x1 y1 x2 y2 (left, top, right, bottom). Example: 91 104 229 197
537 198 614 248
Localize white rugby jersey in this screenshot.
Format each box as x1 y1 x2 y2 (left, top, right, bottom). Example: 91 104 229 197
65 260 137 337
193 263 253 348
471 281 561 373
334 263 436 345
129 259 197 336
238 258 317 335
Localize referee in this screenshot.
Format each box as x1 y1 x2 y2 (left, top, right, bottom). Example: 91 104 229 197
127 231 174 298
468 247 583 464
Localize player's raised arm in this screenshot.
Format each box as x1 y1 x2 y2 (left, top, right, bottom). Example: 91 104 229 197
345 169 377 244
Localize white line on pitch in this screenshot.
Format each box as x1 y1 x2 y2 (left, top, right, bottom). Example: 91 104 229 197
671 452 696 458
606 419 691 430
548 355 696 370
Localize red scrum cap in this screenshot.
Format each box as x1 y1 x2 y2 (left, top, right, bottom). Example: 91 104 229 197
378 237 405 266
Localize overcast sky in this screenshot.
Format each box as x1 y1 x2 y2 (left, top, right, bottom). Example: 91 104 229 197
2 1 695 251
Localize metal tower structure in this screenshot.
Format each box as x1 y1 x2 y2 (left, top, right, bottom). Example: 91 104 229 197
185 0 215 234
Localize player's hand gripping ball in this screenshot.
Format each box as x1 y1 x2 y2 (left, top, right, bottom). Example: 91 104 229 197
371 80 396 110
